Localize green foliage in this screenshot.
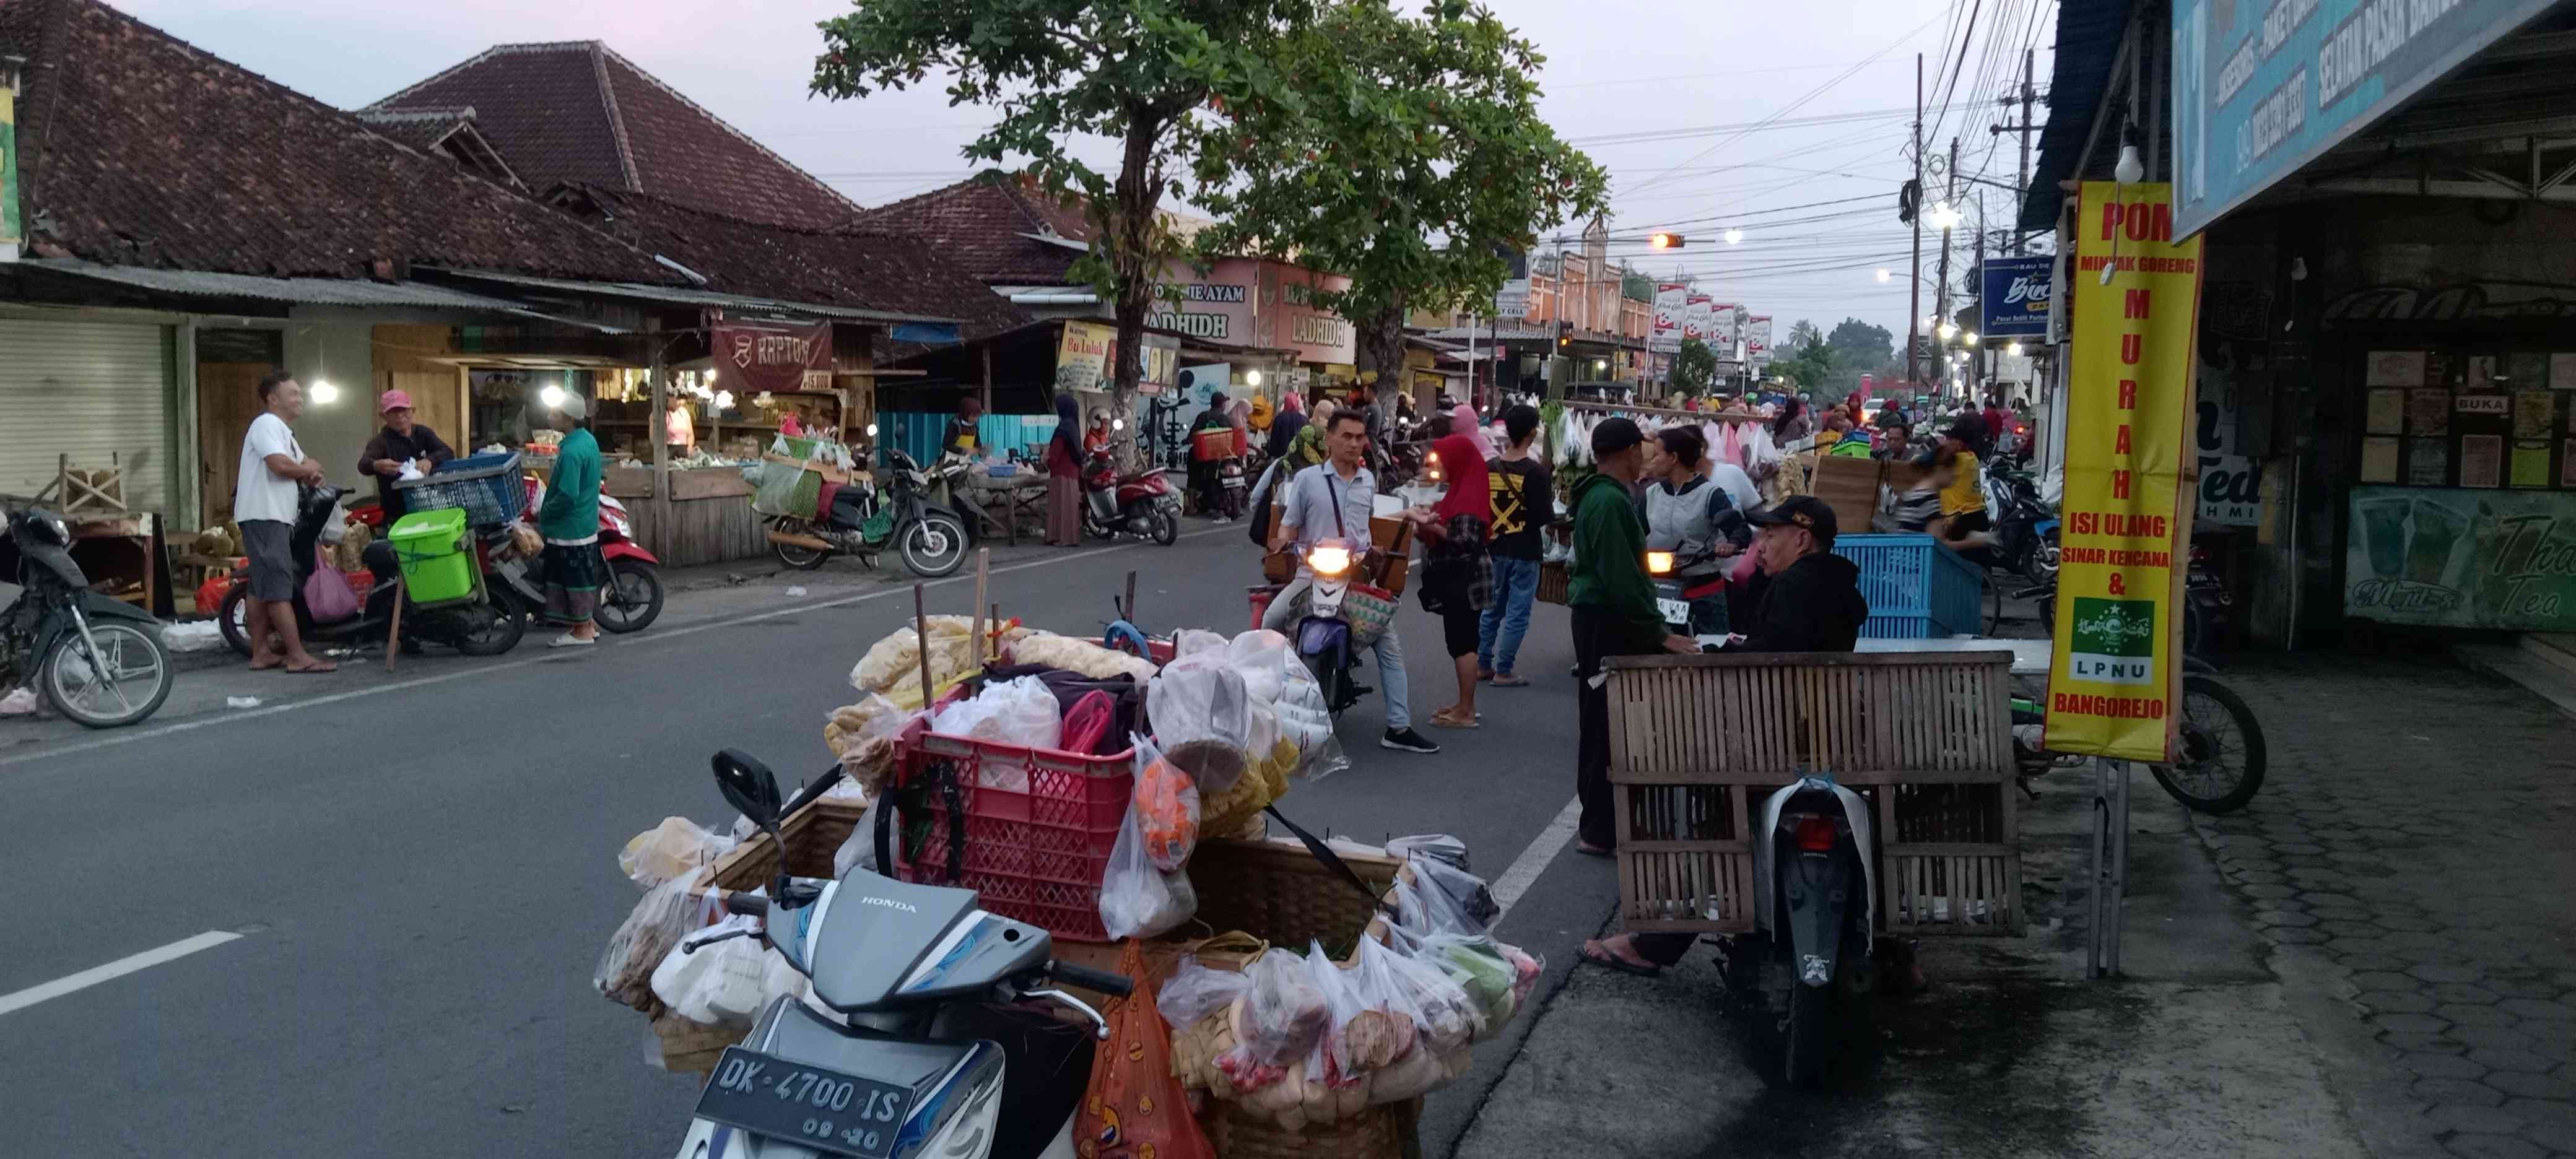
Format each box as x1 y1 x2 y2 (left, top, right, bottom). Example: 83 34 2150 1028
1671 338 1717 394
1777 332 1835 394
1785 319 1824 351
1821 316 1897 395
1176 0 1608 367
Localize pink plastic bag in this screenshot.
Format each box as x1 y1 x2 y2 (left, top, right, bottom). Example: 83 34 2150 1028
1058 689 1114 754
305 565 360 622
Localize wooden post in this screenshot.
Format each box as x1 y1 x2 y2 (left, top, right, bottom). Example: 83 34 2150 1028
647 318 672 563
912 583 934 701
970 547 990 667
1123 569 1138 623
980 345 994 421
383 576 406 674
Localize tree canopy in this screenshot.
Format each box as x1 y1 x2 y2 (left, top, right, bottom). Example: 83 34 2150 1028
1671 337 1717 396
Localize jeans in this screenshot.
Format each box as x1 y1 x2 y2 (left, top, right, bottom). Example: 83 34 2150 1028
1477 555 1540 675
1262 575 1411 731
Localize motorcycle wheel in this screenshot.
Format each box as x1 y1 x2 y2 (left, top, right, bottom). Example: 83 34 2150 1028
899 513 969 578
217 583 255 658
772 518 830 571
593 559 665 634
1305 649 1351 718
2149 675 2267 814
451 581 530 657
41 620 173 729
1783 983 1831 1088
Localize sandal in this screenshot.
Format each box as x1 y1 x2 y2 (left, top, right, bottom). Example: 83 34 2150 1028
1429 711 1480 729
1490 673 1530 687
1580 941 1663 978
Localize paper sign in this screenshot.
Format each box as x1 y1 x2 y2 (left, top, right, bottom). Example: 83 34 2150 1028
2454 394 2511 416
2554 353 2576 387
2360 437 2401 483
2460 434 2503 488
2514 391 2556 438
2511 441 2552 487
2365 350 2426 386
2407 438 2448 486
2408 389 2452 435
2365 389 2406 435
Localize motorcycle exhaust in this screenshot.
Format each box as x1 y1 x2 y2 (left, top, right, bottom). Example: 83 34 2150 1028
765 530 835 552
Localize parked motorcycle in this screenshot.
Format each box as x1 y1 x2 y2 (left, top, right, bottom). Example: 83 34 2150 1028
221 485 529 658
1724 775 1878 1087
668 751 1133 1159
2 505 173 728
1983 459 2060 584
1080 447 1180 545
767 449 972 578
1216 453 1250 521
523 477 664 633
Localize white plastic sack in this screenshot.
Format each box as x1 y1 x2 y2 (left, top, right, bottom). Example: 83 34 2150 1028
1147 652 1253 797
930 675 1061 749
619 817 737 890
651 918 773 1026
1099 799 1195 939
1158 954 1254 1032
160 621 227 654
1172 628 1230 659
1272 647 1347 780
1386 835 1469 874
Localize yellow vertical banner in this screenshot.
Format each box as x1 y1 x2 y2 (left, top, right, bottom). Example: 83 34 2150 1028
2043 182 2203 762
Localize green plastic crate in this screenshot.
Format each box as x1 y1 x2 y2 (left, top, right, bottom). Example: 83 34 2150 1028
387 508 476 605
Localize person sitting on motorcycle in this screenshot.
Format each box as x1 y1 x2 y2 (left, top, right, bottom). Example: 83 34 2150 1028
1084 407 1114 458
1895 449 1997 558
1260 407 1442 755
1639 425 1751 638
1188 392 1235 518
1583 495 1868 976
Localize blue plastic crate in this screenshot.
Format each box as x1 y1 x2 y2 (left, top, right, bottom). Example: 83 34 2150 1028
1832 532 1983 639
396 451 527 527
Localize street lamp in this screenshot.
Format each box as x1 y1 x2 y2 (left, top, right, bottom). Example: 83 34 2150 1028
1926 201 1964 230
2006 341 2023 357
1937 322 1957 341
1724 228 1743 245
1876 268 1891 283
1964 332 1980 346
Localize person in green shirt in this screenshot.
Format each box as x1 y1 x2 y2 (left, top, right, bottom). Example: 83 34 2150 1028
1569 417 1699 854
535 393 604 648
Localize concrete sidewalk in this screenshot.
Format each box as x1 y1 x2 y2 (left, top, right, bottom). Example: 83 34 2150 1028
1451 697 2369 1158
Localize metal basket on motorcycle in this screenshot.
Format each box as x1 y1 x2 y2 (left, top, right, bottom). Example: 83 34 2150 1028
392 451 528 528
882 697 1137 941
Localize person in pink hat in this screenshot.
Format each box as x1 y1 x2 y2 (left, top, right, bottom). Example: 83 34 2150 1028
357 388 456 521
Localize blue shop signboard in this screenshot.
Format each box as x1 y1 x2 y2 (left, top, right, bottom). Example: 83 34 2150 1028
1981 255 2053 340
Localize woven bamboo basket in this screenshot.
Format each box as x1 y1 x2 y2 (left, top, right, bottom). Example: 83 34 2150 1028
703 796 871 890
1535 560 1571 605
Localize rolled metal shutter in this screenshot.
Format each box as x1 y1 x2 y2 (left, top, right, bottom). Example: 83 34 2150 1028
0 318 173 513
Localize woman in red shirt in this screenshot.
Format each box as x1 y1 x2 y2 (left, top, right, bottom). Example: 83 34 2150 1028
1044 392 1085 546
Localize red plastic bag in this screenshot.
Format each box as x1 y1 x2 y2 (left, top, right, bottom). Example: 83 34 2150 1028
1075 940 1217 1159
1059 690 1114 755
304 563 360 622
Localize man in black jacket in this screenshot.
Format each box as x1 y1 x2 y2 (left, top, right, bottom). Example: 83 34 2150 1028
1581 495 1869 975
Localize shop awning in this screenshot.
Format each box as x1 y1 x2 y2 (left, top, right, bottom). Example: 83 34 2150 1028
23 259 534 310
1424 324 1556 342
420 267 962 326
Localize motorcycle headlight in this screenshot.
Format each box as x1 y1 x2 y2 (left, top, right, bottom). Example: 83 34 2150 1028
1307 545 1352 577
1645 550 1674 576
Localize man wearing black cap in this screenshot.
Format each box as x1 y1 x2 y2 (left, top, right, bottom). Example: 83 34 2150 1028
1582 492 1868 975
1568 417 1702 856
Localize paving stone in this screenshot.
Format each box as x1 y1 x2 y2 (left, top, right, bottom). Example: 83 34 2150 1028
2445 1131 2546 1159
2273 927 2334 945
2388 931 2463 952
2376 1012 2454 1035
2417 1077 2511 1106
2470 1048 2559 1074
2378 913 2444 932
2386 1031 2469 1053
2273 843 2326 856
2367 991 2442 1014
2354 971 2422 991
2502 1098 2576 1139
2256 908 2321 927
2405 1053 2494 1080
2500 999 2576 1022
2427 1103 2532 1134
2417 963 2490 984
2432 984 2506 1004
2241 882 2300 900
2453 1026 2539 1051
2442 1004 2520 1028
2481 1071 2569 1100
2337 951 2413 973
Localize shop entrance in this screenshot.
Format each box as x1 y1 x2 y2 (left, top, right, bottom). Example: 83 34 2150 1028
195 327 284 528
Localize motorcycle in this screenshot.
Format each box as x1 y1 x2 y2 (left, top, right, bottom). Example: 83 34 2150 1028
221 485 530 659
1725 775 1878 1087
1645 549 1732 650
1216 453 1250 521
523 477 664 633
1080 447 1180 546
668 750 1133 1159
1279 538 1370 717
1983 459 2059 584
768 449 972 578
2 505 173 727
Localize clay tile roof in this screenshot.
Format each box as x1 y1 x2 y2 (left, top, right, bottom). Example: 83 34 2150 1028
351 107 525 190
370 41 864 232
555 184 1028 342
851 171 1097 286
0 0 672 282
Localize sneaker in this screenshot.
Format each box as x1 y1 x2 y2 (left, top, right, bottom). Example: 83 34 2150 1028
1381 727 1440 753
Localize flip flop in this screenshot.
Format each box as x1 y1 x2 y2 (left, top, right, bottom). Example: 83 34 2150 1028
284 661 337 674
1579 942 1663 978
1490 674 1530 687
1574 841 1614 858
1428 712 1479 729
248 659 284 671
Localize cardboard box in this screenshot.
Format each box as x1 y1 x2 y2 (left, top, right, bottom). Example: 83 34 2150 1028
1809 454 1884 529
1377 555 1409 595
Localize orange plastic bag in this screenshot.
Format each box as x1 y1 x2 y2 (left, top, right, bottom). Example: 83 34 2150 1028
1076 940 1217 1159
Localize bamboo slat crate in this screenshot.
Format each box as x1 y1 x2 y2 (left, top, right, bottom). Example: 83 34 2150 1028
1535 560 1570 605
1603 650 2022 937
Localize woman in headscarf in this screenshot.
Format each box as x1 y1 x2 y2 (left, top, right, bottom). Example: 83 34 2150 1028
1264 404 1307 464
1414 432 1494 729
1284 400 1334 471
1228 397 1253 458
1043 392 1084 546
1450 402 1497 462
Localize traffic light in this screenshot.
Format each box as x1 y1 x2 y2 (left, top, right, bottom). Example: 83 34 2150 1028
1556 320 1573 348
1648 232 1686 249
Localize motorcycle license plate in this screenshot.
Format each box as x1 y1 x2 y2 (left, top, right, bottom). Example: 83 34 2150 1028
694 1048 912 1159
1656 597 1691 626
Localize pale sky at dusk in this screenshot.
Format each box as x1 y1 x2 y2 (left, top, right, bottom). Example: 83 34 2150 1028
121 0 2051 343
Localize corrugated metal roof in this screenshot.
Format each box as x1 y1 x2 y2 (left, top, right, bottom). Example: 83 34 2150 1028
423 267 958 324
27 259 533 308
2021 0 2135 233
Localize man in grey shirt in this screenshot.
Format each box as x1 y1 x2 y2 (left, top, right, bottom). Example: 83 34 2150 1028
1263 409 1437 754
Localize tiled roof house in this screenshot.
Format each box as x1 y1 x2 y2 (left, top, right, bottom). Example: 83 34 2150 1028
853 171 1096 287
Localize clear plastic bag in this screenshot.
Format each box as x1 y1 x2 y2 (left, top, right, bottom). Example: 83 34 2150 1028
1100 797 1194 939
1386 861 1492 951
1172 628 1230 658
1271 645 1348 781
595 866 714 1012
619 817 736 890
1157 955 1254 1033
1363 935 1477 1057
930 675 1062 751
1419 931 1543 1043
1402 855 1500 935
1148 652 1253 797
1385 834 1468 873
1130 734 1201 873
651 918 772 1026
1235 948 1329 1068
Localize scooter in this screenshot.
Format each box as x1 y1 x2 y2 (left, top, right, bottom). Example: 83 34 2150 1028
669 751 1133 1159
1 505 173 727
768 449 973 578
521 477 664 633
1983 461 2059 584
1280 538 1370 717
1645 549 1732 651
1079 448 1180 546
1216 453 1250 521
220 485 528 658
1730 775 1877 1087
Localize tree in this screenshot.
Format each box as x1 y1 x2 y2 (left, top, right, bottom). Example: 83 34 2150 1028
1785 319 1824 351
1777 332 1835 395
1180 1 1607 418
1671 337 1717 396
1822 316 1897 396
812 0 1313 456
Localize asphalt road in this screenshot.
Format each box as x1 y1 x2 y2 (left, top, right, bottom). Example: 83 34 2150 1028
1 523 1615 1158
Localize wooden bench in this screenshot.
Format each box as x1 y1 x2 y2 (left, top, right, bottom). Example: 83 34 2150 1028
1604 649 2023 937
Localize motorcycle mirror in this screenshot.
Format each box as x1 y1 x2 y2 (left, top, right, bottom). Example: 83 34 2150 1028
710 749 785 830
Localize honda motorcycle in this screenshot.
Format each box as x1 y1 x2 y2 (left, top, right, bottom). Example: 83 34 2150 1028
1724 775 1877 1087
2 505 172 727
1983 459 2059 584
768 449 972 578
1279 539 1370 717
1079 448 1180 546
220 484 528 659
668 751 1132 1159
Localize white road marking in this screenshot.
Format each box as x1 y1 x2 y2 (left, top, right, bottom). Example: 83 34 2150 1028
0 529 1234 771
1490 795 1584 921
0 930 245 1017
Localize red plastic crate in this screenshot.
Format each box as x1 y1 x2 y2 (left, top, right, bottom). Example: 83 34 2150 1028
889 708 1135 942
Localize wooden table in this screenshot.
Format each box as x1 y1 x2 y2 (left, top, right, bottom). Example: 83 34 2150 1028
959 472 1051 545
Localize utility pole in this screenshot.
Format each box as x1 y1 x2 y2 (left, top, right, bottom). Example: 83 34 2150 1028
1972 195 1988 400
1934 136 1959 399
1991 48 2040 256
1908 52 1924 393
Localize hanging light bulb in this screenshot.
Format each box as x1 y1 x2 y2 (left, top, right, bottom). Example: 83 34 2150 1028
539 384 567 409
1876 268 1891 283
1964 332 1980 346
2006 341 2023 357
2114 142 2145 184
1724 228 1744 245
1246 370 1263 387
865 422 879 438
307 379 341 406
1937 322 1957 341
715 390 735 410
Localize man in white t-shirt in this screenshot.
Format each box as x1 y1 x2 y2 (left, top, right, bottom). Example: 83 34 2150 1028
235 371 330 673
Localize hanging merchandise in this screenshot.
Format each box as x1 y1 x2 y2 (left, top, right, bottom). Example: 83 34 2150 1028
618 817 737 890
595 866 718 1012
1099 787 1197 939
1073 940 1220 1159
1129 734 1203 872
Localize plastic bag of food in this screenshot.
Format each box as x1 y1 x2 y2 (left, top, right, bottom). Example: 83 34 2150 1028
1419 932 1541 1042
1158 954 1256 1033
651 918 773 1027
1398 854 1500 936
824 693 913 786
1360 934 1476 1057
1148 652 1253 797
1130 734 1201 872
1385 834 1469 873
1271 645 1348 781
850 616 981 698
1007 631 1159 683
930 675 1061 749
595 866 715 1012
1100 797 1194 939
1231 948 1328 1070
1172 628 1230 658
618 817 735 890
